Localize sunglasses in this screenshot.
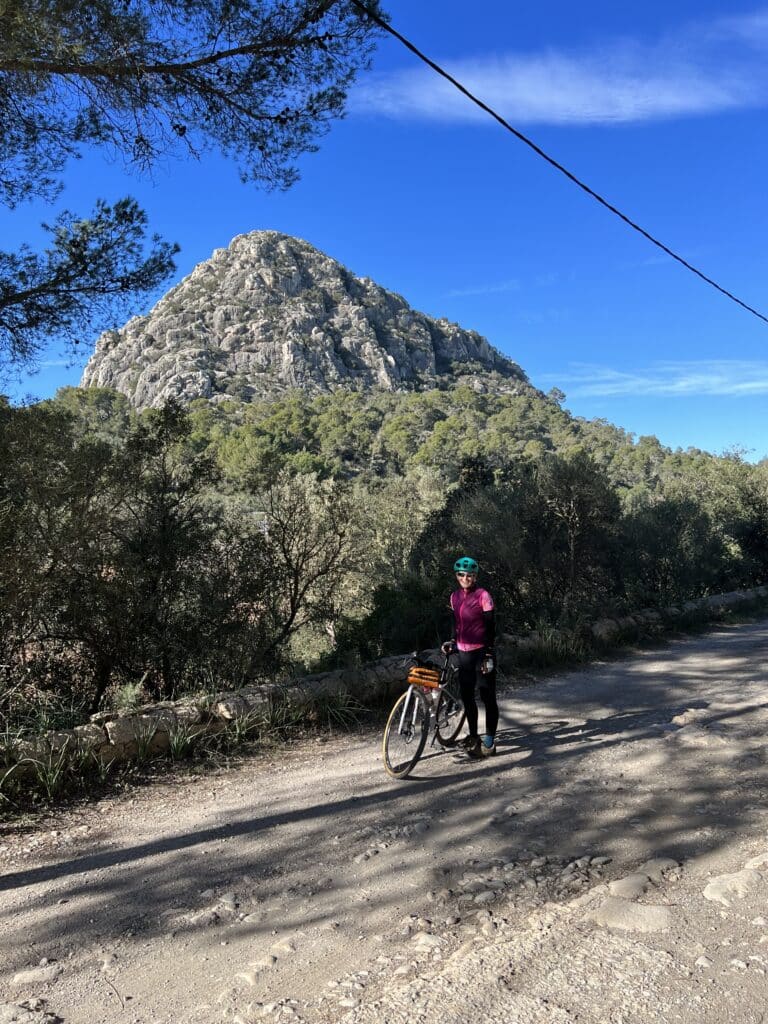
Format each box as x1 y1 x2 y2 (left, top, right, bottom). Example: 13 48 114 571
456 571 476 578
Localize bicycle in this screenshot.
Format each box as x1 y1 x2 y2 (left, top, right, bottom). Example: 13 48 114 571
382 650 466 779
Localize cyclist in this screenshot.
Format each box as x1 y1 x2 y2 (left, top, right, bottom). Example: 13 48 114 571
441 556 498 758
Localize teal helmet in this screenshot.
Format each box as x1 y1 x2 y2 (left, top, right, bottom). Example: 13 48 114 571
453 556 479 574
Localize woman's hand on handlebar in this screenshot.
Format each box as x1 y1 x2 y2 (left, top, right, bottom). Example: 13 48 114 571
441 639 457 655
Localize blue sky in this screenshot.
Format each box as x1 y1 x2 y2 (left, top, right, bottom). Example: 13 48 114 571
5 0 768 459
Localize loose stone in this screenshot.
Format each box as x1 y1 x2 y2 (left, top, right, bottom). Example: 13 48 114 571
271 939 296 955
608 874 652 900
704 870 763 907
587 897 673 933
11 966 63 987
637 858 680 883
474 891 496 904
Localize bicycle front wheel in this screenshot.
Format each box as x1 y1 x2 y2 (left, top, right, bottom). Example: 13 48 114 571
435 688 466 746
382 689 429 779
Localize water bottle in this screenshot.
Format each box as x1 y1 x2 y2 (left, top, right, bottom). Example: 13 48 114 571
481 651 494 675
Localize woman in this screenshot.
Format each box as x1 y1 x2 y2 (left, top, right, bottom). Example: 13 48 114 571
442 556 498 758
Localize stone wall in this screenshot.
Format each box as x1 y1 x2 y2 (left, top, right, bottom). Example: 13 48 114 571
2 662 413 784
582 586 768 646
4 585 767 780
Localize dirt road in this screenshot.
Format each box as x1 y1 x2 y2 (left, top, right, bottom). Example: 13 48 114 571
2 620 768 1024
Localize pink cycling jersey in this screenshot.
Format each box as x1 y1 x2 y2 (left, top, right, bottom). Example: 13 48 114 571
450 586 494 651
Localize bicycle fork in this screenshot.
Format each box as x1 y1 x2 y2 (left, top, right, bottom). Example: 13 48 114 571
398 685 420 736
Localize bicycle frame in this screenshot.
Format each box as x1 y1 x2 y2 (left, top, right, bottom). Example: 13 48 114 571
398 651 460 742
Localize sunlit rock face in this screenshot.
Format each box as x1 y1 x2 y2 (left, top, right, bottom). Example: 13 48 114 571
81 231 527 408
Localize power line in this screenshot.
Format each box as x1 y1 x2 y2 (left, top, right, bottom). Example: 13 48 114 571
350 0 768 326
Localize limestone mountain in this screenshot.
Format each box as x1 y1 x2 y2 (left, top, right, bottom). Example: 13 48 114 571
81 231 527 408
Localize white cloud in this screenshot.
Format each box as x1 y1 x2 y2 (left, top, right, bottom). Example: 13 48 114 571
538 360 768 397
352 10 768 125
447 278 520 297
715 10 768 47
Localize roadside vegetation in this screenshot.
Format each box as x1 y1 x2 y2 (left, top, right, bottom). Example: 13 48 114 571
0 685 367 815
1 385 766 760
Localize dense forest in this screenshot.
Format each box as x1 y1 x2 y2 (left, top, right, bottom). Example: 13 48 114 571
2 381 766 735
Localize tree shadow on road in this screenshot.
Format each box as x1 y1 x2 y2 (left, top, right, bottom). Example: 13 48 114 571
2 619 768 987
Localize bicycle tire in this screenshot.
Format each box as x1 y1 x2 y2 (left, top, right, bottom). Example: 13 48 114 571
382 689 429 779
435 689 466 746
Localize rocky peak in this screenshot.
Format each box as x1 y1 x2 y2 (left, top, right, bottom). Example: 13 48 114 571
81 230 527 408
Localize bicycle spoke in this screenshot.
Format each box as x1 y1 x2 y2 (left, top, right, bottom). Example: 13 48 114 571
382 689 429 778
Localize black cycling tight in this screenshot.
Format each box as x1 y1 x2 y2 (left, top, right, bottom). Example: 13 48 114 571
456 648 498 738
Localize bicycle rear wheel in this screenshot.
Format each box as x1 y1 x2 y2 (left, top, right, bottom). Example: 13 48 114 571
382 689 429 778
435 683 466 746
